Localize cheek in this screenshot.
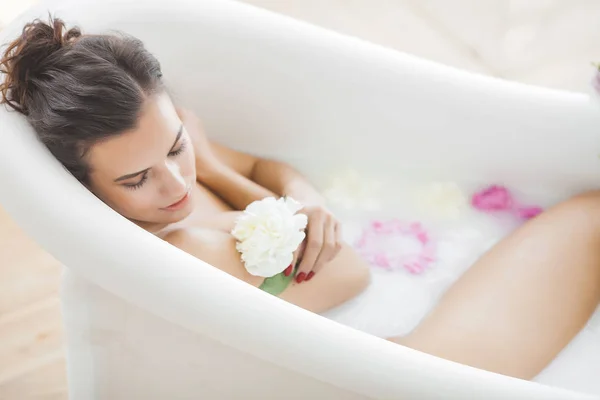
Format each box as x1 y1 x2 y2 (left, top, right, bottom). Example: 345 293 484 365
118 190 157 212
183 149 196 176
94 183 158 216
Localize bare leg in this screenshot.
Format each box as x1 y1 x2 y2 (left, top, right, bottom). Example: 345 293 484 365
392 191 600 379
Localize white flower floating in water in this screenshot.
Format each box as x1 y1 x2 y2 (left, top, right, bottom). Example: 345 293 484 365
412 182 468 220
231 197 308 277
322 169 382 211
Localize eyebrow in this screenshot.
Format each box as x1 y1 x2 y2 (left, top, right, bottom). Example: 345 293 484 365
114 124 184 182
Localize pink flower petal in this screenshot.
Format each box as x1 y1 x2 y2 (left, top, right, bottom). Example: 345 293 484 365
374 253 391 268
353 219 437 274
404 261 424 274
592 68 600 94
517 206 543 220
471 185 514 212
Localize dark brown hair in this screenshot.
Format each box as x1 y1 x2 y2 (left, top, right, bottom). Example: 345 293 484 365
0 16 163 184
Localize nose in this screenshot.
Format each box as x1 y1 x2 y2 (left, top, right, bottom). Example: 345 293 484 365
160 159 187 196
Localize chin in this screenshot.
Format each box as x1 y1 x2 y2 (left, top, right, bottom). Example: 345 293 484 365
160 203 194 223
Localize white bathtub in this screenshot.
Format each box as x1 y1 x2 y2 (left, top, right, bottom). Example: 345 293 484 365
1 0 600 398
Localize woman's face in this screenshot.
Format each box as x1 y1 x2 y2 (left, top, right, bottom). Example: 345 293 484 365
86 92 197 226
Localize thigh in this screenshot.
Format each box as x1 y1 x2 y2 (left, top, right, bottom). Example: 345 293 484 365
397 191 600 379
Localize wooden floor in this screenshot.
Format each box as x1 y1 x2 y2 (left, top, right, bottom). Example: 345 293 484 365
0 206 67 400
0 6 67 399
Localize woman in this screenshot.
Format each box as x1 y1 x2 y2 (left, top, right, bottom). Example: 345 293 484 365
1 18 599 381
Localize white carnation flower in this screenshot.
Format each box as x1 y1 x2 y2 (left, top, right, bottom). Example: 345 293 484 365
231 197 308 277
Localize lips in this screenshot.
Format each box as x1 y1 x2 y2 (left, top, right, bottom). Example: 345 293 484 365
162 188 191 211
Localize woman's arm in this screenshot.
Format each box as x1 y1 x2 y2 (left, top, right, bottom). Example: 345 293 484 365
201 146 343 282
248 158 326 207
164 227 370 313
179 108 342 281
201 143 326 210
178 107 324 209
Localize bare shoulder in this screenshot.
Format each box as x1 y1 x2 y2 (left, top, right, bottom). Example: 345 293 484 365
164 226 230 248
163 228 264 287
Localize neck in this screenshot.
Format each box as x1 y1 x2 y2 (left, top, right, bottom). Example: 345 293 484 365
130 218 171 235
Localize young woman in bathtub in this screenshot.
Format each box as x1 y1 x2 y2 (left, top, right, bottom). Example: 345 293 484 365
2 18 599 381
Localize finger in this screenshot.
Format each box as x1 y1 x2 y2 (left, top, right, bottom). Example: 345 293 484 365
296 221 324 283
312 219 337 274
286 240 306 277
334 221 344 258
285 242 304 277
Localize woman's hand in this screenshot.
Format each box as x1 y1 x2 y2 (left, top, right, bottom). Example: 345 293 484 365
177 108 224 176
288 205 343 283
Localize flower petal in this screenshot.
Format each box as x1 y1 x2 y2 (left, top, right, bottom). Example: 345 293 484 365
232 196 307 278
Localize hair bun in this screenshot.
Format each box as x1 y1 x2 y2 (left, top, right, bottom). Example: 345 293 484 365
0 16 81 114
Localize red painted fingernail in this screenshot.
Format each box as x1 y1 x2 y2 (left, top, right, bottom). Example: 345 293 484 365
283 265 293 277
306 271 315 281
296 272 306 283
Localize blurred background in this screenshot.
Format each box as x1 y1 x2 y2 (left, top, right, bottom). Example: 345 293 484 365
0 0 599 399
3 0 600 93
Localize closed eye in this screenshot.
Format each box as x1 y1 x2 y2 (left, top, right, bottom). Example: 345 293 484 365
123 171 149 190
168 138 187 157
115 124 185 187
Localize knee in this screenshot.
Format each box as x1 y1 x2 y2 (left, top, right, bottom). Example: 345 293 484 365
552 190 600 231
338 245 371 297
349 259 371 295
564 191 600 213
